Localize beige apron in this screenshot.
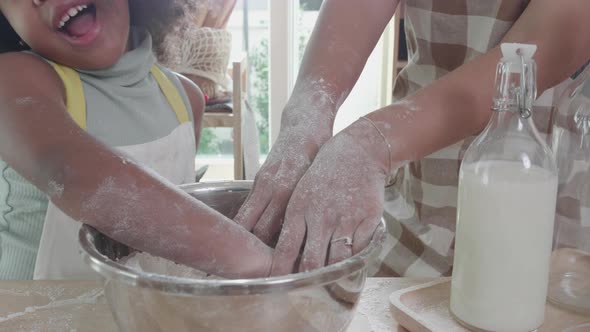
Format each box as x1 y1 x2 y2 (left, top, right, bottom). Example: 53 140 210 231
33 64 196 280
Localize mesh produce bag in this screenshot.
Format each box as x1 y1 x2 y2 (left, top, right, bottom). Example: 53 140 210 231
163 26 232 98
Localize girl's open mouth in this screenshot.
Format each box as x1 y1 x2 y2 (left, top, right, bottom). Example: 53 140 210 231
57 3 100 45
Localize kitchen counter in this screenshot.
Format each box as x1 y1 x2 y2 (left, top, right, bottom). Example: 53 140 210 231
0 278 427 331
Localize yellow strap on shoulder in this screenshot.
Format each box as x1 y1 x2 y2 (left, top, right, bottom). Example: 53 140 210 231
49 63 190 129
150 65 191 124
49 62 87 129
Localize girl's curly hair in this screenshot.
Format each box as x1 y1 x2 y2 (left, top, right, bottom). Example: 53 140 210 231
0 0 193 53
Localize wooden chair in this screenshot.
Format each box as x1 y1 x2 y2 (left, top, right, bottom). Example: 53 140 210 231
202 53 247 180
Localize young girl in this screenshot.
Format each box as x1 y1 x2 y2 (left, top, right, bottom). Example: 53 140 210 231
0 0 272 280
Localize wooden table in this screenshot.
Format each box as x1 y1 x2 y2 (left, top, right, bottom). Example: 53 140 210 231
0 278 428 331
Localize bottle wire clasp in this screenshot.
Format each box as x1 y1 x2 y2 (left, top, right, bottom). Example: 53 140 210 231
516 48 532 119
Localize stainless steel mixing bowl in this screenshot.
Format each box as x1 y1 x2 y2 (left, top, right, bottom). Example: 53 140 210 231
79 181 386 332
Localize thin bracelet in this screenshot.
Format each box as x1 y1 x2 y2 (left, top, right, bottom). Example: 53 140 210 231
359 116 393 175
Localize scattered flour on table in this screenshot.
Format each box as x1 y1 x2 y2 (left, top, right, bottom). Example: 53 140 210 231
0 288 103 324
356 280 393 332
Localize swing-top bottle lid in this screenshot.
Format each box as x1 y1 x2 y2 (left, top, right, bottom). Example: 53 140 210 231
493 43 538 113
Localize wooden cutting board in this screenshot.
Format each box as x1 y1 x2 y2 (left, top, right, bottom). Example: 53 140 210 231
389 279 590 332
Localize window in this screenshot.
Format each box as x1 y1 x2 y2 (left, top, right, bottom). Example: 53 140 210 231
196 0 270 180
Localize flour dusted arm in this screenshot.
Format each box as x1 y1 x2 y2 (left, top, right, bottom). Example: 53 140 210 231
0 53 272 279
271 0 590 275
234 0 399 245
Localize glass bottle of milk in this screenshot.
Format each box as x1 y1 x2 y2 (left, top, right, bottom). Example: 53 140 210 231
450 43 558 332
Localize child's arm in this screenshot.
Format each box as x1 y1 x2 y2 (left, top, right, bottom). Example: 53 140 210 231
0 53 271 279
176 74 205 149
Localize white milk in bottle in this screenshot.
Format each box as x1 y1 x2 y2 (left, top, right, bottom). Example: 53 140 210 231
451 161 557 331
450 43 559 332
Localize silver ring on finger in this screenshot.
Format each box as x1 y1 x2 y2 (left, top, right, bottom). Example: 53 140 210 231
330 236 353 246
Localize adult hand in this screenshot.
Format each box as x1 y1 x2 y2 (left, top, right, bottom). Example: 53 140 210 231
271 118 394 275
234 109 333 245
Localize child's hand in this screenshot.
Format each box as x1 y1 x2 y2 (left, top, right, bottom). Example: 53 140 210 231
201 211 274 278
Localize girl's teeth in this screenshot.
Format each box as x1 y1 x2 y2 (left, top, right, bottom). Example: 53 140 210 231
60 14 71 28
60 16 68 28
58 5 88 29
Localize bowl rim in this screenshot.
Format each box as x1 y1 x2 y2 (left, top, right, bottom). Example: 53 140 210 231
78 181 386 296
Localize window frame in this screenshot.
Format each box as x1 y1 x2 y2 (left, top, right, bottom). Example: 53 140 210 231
268 0 298 147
